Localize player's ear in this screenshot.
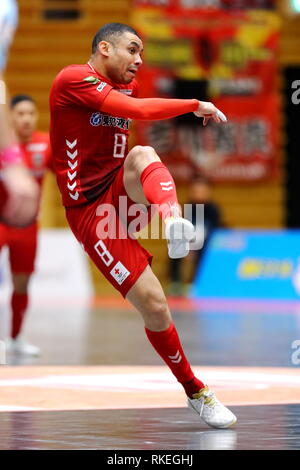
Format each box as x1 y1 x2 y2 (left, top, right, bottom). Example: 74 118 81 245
98 41 111 57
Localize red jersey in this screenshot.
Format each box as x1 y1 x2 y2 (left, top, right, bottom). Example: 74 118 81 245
49 63 138 208
19 131 52 186
0 131 51 225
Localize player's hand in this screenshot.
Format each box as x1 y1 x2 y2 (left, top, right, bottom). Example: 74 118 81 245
1 164 40 227
194 101 227 126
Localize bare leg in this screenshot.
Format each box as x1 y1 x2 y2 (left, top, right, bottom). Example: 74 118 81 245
126 265 205 397
12 273 30 295
126 265 172 331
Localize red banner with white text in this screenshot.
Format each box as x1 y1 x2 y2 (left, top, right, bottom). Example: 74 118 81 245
132 1 280 182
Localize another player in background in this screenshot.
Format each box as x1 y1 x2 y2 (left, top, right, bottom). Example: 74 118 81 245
0 0 39 227
50 23 236 428
1 95 52 356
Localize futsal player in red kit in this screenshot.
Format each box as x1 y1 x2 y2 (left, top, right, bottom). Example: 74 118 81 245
1 95 52 356
50 23 237 428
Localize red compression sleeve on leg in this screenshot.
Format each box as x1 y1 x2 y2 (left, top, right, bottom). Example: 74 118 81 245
101 89 199 121
140 162 179 220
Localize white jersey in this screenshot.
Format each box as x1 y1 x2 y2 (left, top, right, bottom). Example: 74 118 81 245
0 0 18 71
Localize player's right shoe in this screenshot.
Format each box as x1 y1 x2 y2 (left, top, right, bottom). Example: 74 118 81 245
5 336 41 356
187 385 237 429
165 217 195 259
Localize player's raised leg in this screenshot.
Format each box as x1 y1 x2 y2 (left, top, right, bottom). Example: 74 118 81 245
123 145 195 259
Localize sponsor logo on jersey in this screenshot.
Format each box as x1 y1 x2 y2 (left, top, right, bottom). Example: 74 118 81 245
97 82 107 92
83 76 101 85
66 138 79 201
119 89 133 96
90 112 130 130
83 76 107 93
110 261 130 285
90 112 102 126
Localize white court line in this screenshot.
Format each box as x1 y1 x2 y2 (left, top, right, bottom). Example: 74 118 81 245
0 368 300 392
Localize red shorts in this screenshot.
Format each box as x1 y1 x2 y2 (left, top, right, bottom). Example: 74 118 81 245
66 167 153 297
0 221 38 273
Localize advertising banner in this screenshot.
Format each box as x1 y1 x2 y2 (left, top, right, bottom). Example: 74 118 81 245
132 0 280 182
191 229 300 300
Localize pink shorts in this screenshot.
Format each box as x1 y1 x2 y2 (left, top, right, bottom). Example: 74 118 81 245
66 167 153 297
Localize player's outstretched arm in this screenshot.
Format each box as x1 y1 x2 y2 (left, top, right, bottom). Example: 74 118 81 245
101 90 227 125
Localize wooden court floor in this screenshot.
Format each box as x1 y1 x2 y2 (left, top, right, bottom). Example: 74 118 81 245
0 296 300 450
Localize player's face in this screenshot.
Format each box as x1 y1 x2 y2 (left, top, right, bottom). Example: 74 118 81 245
11 100 38 141
106 32 143 84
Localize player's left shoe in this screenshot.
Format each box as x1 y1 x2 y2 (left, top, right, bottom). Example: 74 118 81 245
5 336 41 356
187 385 237 429
165 217 195 259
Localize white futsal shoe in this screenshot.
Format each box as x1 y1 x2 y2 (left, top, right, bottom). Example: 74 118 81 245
5 336 41 356
165 216 195 259
188 385 237 429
